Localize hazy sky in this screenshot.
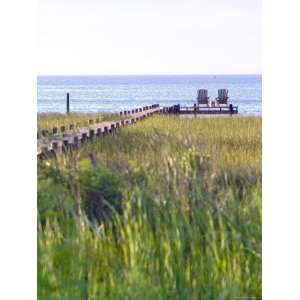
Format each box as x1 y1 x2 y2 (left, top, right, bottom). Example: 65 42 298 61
38 0 261 75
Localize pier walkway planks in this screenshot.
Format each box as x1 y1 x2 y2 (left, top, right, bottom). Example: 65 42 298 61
37 105 161 156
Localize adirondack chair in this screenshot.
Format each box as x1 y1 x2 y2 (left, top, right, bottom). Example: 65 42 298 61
197 89 209 105
216 89 229 105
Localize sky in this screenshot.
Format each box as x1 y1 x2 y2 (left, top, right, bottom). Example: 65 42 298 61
38 0 261 75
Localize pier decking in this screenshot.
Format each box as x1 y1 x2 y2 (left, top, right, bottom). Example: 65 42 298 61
37 103 238 157
37 104 161 156
165 105 238 115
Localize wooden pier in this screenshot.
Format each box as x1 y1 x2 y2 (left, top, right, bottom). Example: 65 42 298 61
164 104 238 115
37 104 161 156
37 102 238 157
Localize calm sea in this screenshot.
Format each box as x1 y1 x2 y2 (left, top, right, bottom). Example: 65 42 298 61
37 75 261 115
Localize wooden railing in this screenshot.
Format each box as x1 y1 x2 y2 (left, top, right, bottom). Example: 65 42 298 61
37 104 161 156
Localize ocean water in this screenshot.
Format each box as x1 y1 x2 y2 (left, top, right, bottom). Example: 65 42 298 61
37 75 261 115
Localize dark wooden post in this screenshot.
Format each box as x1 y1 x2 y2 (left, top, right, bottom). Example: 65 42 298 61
81 132 87 143
229 104 233 116
63 139 69 152
110 124 115 133
89 129 95 140
74 137 79 148
96 128 102 137
52 142 58 151
66 93 70 114
41 129 48 137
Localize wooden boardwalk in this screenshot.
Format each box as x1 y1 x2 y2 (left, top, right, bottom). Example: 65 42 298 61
37 103 239 156
37 104 161 156
166 105 238 115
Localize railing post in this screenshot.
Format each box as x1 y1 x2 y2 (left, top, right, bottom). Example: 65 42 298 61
89 129 95 140
63 139 69 152
96 128 102 137
74 137 79 148
81 132 87 143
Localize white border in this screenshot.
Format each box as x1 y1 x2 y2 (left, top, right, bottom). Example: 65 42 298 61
1 0 300 299
0 0 36 299
263 0 300 299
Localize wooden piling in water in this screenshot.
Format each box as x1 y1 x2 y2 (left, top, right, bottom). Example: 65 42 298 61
66 93 70 114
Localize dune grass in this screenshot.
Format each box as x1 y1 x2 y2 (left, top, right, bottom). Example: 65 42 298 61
37 112 122 133
38 115 261 300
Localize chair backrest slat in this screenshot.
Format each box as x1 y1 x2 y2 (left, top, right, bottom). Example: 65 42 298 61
217 89 229 104
197 89 209 104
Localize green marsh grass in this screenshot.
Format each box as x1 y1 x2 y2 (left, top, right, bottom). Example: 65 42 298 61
38 115 261 299
37 112 122 133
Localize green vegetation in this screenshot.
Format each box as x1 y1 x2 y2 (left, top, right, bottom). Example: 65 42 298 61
37 112 122 133
38 115 261 300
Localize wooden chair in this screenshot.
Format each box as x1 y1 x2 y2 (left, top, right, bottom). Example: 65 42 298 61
216 89 229 105
197 89 209 105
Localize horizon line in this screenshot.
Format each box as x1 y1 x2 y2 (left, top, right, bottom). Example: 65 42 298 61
38 73 262 77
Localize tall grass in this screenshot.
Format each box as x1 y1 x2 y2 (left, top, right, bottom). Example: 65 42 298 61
38 115 261 299
37 112 122 133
